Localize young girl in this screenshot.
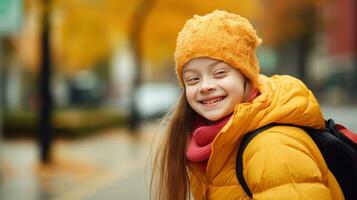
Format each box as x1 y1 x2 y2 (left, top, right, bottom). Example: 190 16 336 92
151 10 344 200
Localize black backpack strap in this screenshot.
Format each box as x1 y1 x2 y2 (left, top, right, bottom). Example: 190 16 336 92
325 119 357 149
236 124 280 198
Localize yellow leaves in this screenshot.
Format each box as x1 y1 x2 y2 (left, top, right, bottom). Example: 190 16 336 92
19 0 265 74
16 0 43 73
54 0 146 73
52 1 118 73
17 0 328 74
53 5 111 73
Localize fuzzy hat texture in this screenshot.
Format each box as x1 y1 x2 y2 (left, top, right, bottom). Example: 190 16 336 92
175 10 262 88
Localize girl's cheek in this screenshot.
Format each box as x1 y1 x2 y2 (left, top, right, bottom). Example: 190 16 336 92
185 88 192 97
185 88 196 101
185 88 191 99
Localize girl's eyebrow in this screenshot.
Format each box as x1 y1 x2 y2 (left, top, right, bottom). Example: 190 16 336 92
213 62 231 69
207 60 221 68
183 69 194 74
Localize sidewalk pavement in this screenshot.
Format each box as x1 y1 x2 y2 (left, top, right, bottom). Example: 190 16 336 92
0 105 356 200
0 122 162 200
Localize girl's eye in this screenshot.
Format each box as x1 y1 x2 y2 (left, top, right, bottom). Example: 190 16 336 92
184 77 199 85
214 70 227 78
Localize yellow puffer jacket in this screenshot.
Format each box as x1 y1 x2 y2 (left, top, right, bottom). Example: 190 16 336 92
188 75 344 200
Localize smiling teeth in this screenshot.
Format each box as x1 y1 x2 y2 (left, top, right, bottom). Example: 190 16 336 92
202 97 224 104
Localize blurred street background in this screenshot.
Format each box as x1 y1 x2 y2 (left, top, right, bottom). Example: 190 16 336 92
0 0 356 199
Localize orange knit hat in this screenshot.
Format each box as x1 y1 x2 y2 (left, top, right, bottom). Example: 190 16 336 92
175 10 262 88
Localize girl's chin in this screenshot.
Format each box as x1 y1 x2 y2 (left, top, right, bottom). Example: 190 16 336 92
202 112 231 122
205 116 222 122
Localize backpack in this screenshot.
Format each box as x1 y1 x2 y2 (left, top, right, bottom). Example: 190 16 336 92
236 119 357 200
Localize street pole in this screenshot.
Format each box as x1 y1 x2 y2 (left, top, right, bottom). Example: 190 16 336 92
38 0 53 163
128 0 155 133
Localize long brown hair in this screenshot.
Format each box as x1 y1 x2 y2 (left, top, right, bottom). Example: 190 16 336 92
151 92 196 200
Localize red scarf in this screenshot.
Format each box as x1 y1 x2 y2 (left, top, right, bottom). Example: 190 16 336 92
186 114 232 162
186 89 259 170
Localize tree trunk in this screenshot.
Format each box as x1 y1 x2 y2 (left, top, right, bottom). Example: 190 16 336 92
295 7 316 88
128 0 155 132
38 0 53 163
295 38 311 84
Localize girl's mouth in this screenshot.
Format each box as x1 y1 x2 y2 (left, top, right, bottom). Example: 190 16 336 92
200 96 225 104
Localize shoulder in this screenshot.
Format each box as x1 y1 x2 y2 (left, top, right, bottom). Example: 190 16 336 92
239 125 345 199
242 125 331 194
243 125 325 168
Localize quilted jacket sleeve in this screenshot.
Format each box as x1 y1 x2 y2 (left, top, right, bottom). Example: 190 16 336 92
242 126 343 200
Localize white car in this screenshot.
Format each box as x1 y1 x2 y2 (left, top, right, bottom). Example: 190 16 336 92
135 83 181 119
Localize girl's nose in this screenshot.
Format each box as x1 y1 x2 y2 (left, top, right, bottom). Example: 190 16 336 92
199 79 216 93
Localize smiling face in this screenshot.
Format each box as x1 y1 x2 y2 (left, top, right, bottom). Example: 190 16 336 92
183 57 247 121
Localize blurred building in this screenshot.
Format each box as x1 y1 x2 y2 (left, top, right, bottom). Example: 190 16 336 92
326 0 355 63
318 0 356 104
